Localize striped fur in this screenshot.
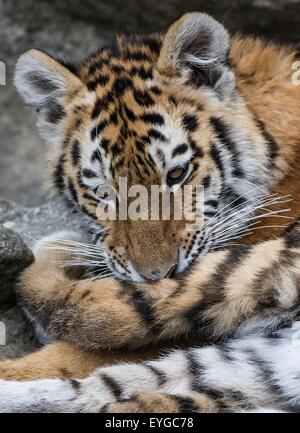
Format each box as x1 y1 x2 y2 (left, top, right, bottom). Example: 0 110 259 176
0 220 300 412
1 324 300 413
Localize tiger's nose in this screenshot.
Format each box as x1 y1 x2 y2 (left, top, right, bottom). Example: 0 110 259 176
141 265 176 281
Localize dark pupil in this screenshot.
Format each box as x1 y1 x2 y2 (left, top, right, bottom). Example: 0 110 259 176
167 166 186 186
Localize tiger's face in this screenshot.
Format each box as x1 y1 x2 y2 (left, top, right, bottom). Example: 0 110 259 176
15 13 272 282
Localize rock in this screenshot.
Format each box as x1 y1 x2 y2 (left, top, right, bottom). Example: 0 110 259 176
0 306 37 360
0 226 34 307
0 198 84 360
0 0 107 207
0 223 36 360
55 0 300 43
0 198 84 249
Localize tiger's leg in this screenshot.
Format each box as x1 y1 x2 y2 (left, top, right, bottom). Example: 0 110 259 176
0 342 103 381
0 322 299 413
0 341 164 381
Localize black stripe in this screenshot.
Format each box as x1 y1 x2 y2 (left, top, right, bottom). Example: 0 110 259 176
47 104 65 124
88 57 110 75
204 210 217 218
210 117 244 178
87 74 109 91
128 286 161 334
244 348 283 397
53 153 65 192
125 50 150 61
185 351 229 412
283 217 300 248
182 114 198 132
91 94 114 119
111 65 125 74
172 143 189 158
131 289 157 327
217 342 237 363
71 140 81 166
150 86 161 95
133 89 154 107
100 373 122 399
202 175 211 189
111 143 121 157
185 246 250 335
101 139 110 153
192 148 204 158
186 350 201 387
124 104 137 121
205 199 218 208
112 77 132 97
170 395 199 413
222 185 246 208
80 204 97 220
82 192 98 203
140 113 164 125
68 379 81 391
67 179 78 204
93 231 105 244
128 37 161 54
91 148 102 164
144 364 167 387
130 66 153 79
210 143 224 176
79 289 91 300
255 119 279 166
82 168 97 178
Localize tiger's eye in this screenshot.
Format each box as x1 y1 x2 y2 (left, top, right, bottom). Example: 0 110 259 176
167 165 188 186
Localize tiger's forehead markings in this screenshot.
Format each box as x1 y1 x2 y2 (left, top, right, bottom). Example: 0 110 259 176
77 34 212 191
82 35 163 84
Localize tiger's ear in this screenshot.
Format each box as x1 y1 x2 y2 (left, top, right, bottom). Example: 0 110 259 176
157 13 233 92
14 49 83 141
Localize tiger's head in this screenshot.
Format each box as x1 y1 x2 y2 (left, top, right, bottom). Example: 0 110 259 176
15 13 274 282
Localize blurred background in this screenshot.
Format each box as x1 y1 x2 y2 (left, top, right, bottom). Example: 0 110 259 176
1 0 300 207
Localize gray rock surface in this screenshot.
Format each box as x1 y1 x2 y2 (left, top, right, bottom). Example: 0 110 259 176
0 306 36 360
0 226 34 306
56 0 300 42
0 198 83 248
0 0 108 206
0 198 83 360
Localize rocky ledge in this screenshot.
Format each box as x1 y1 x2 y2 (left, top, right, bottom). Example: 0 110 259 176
0 198 82 360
